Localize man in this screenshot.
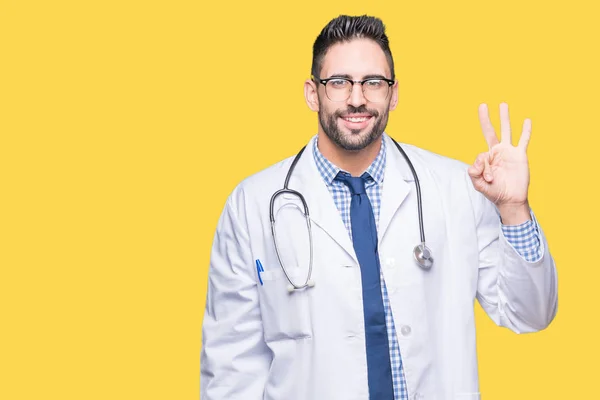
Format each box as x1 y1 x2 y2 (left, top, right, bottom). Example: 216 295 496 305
200 15 558 400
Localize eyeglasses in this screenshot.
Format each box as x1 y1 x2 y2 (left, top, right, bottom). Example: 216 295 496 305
313 75 394 103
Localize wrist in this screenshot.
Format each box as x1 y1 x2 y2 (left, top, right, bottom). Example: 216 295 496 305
498 201 531 225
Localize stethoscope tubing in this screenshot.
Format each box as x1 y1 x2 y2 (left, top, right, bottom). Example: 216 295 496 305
269 137 431 291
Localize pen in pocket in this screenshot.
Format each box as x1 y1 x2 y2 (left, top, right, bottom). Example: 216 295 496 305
255 259 264 285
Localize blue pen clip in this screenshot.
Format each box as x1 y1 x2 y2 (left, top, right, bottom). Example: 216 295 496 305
255 259 264 286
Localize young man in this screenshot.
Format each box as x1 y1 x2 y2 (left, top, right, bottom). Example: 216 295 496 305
200 15 557 400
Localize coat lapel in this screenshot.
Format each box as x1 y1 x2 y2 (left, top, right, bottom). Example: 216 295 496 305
286 136 358 263
282 134 418 263
378 134 415 244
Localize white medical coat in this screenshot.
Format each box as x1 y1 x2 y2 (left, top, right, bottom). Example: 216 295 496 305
200 133 558 400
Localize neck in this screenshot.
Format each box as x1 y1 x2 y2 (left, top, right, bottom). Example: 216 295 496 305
317 133 383 177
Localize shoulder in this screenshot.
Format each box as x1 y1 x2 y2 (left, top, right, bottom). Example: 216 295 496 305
397 141 495 220
224 153 297 210
389 138 484 206
394 141 471 178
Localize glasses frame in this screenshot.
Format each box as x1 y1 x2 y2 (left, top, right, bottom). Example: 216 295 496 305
312 75 395 103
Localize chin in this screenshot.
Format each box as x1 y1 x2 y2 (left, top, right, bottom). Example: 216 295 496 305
337 132 375 151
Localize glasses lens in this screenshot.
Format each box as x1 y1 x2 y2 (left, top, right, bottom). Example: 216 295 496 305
325 79 352 102
363 79 389 103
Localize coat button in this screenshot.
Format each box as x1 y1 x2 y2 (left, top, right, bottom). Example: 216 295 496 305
400 325 412 336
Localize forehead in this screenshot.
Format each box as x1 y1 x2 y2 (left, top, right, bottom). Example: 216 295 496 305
320 38 391 79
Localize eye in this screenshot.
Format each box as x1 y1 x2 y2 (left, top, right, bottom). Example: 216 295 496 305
328 79 349 88
365 79 384 88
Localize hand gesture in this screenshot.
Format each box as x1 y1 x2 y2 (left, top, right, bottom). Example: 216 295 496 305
468 103 532 223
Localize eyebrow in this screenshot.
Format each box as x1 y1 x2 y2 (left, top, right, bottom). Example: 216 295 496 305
363 74 389 80
327 73 390 80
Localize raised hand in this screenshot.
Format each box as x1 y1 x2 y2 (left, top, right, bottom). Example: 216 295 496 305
467 102 532 225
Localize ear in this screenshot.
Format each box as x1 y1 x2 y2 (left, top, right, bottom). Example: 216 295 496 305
304 79 320 112
389 80 399 111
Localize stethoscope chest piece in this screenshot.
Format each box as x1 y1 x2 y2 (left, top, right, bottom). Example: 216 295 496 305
413 243 433 270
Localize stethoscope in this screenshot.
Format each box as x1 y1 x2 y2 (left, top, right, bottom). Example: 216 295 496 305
269 137 433 292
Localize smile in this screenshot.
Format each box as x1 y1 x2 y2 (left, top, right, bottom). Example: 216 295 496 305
339 114 373 129
342 116 370 122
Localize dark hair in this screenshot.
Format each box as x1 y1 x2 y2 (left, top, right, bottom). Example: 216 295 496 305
311 15 395 80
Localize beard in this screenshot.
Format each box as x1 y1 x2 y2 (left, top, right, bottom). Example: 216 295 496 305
318 104 389 151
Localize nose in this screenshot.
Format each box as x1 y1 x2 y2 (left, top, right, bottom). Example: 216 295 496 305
346 82 367 108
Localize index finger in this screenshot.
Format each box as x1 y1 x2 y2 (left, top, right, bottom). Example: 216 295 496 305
478 103 499 149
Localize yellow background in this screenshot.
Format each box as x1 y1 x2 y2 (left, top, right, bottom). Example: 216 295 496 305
1 0 598 398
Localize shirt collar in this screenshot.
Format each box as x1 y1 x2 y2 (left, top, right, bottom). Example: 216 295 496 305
312 134 387 186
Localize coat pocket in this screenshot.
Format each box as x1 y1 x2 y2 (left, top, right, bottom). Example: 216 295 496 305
257 265 313 343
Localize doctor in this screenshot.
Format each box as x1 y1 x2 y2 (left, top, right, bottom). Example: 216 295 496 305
200 14 558 400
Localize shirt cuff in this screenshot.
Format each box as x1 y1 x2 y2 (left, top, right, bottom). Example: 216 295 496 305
501 210 543 263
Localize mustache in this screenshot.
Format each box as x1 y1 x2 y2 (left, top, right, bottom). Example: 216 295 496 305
334 105 379 118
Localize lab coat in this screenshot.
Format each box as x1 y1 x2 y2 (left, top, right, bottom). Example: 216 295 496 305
200 133 558 400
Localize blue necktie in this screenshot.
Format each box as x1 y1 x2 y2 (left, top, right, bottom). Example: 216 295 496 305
336 172 394 400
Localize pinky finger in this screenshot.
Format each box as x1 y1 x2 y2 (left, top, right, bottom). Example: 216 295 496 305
518 118 532 150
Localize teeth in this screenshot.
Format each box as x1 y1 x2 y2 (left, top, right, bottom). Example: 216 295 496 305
345 117 369 122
